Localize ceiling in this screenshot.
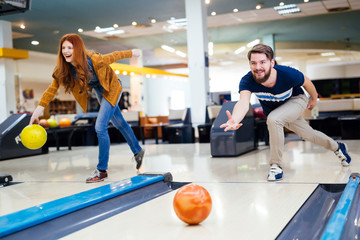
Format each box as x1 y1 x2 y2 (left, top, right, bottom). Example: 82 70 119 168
1 0 360 68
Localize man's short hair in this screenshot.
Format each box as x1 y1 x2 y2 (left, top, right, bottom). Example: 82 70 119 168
247 44 274 61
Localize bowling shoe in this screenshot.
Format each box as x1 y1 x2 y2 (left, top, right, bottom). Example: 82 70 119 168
86 169 108 183
134 149 145 170
335 142 351 167
267 164 283 181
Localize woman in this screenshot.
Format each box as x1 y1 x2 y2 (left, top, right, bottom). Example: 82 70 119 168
30 33 145 183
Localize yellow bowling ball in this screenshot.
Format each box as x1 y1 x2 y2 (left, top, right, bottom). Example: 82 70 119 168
47 118 58 128
20 124 47 150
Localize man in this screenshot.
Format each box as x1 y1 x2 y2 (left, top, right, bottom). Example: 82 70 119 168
220 44 351 181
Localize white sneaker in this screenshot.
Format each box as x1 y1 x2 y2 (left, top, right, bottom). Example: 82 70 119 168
334 142 351 167
267 164 283 181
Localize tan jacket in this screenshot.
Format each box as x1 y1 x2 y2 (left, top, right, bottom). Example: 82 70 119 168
38 50 132 113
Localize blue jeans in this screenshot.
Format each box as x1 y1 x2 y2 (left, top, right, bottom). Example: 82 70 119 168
94 88 142 170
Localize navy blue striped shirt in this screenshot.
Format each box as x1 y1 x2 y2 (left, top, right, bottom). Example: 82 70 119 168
239 65 304 116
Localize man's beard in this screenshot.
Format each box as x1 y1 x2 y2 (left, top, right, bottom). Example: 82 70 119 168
252 67 271 84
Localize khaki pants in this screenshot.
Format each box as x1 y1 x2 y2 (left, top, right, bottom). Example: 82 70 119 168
266 94 338 167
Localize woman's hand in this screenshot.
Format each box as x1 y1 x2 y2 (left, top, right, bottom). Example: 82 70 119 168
29 106 45 125
219 110 243 132
132 49 141 57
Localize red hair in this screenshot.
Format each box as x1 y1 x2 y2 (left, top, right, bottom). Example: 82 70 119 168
52 33 92 93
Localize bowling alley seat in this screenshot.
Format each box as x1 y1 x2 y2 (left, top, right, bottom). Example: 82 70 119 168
210 101 256 157
163 108 195 143
304 98 360 139
197 105 222 143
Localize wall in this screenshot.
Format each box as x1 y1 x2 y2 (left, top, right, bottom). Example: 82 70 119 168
12 51 360 117
15 51 74 112
307 62 360 80
144 76 190 117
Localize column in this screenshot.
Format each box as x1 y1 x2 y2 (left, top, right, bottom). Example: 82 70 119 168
129 50 144 114
262 34 275 55
0 20 16 123
185 0 210 126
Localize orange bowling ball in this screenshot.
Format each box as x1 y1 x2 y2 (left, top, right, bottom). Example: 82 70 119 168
20 124 47 150
39 119 50 129
59 117 71 127
173 184 212 225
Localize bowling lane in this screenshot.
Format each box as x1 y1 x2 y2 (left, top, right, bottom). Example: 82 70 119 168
0 146 138 216
1 140 359 217
62 182 317 240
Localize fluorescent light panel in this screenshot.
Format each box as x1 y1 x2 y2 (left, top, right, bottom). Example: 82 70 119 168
161 45 175 53
321 52 335 56
106 29 125 35
274 4 301 15
175 50 187 58
95 27 115 33
234 46 246 54
167 18 187 27
247 39 260 48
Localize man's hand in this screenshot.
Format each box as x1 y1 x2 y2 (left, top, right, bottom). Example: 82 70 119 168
307 97 317 110
219 110 243 132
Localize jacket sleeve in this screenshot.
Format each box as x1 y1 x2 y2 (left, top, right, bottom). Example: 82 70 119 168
38 79 60 107
101 50 132 65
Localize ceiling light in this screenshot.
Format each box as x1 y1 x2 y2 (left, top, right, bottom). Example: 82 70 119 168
93 26 124 35
106 29 125 35
78 28 83 33
164 18 187 32
132 22 137 26
31 40 39 45
233 8 239 13
205 0 210 4
256 4 263 10
20 24 25 29
234 46 246 54
115 70 120 75
247 39 260 48
274 4 301 15
123 71 128 75
95 27 115 33
321 52 335 56
211 11 216 16
304 0 309 2
279 2 284 6
150 18 156 24
167 18 187 28
175 50 187 58
161 45 176 53
329 57 341 62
